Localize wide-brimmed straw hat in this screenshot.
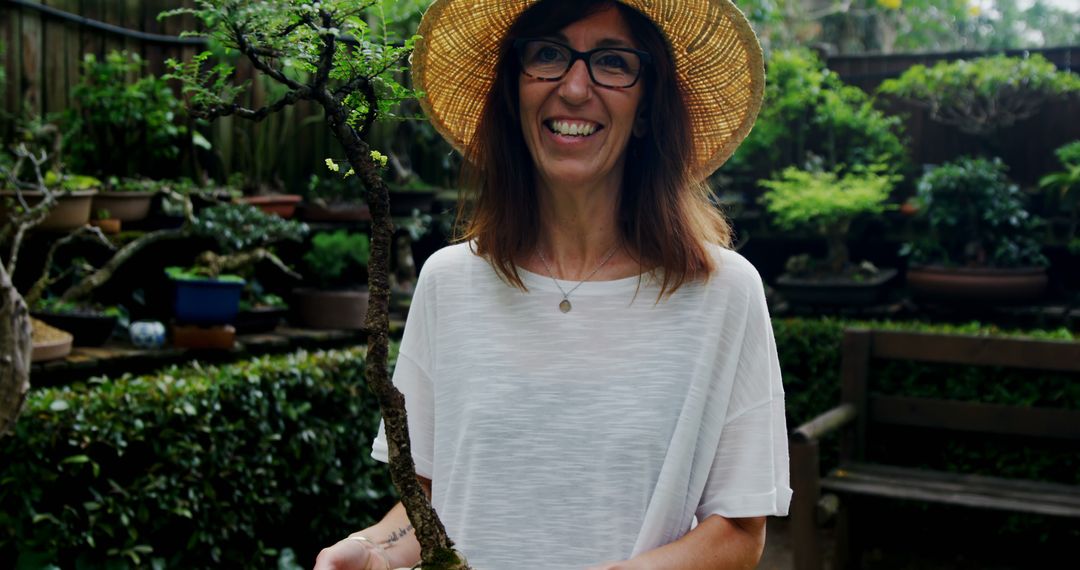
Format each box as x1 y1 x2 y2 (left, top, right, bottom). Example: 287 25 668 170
412 0 765 179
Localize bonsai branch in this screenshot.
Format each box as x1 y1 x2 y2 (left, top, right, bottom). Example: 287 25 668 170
194 249 301 280
0 262 32 439
58 228 188 304
24 226 113 308
199 88 312 122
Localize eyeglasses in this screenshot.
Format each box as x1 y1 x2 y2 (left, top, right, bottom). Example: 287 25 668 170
513 38 651 89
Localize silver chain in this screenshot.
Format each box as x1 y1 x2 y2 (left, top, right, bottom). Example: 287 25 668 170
535 243 620 313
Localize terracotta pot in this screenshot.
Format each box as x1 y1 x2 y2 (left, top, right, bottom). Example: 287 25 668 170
172 323 236 350
906 265 1048 303
92 191 156 222
0 190 98 231
299 202 371 222
293 288 369 330
90 218 121 234
240 194 303 219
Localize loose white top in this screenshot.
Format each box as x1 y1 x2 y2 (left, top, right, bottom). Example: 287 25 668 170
373 242 791 569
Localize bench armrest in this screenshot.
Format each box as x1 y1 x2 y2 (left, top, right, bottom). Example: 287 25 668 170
791 403 857 443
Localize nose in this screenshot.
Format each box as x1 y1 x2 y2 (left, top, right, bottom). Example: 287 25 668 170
557 59 592 104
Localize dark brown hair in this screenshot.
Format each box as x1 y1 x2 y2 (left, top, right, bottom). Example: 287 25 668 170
455 0 732 300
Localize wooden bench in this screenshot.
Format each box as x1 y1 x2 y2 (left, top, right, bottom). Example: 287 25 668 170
788 329 1080 570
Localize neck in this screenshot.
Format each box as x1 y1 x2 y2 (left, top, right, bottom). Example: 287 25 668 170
533 173 625 281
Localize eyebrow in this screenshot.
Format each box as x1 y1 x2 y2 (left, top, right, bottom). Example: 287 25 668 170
547 32 634 49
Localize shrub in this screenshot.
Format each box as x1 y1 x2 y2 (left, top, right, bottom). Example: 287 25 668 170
901 156 1048 268
303 230 372 289
0 349 394 569
720 49 908 185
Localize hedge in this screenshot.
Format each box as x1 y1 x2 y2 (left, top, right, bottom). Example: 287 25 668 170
2 319 1077 568
0 349 394 570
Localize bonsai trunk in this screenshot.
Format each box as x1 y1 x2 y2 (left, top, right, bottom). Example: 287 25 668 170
320 93 466 569
0 263 31 438
824 220 851 274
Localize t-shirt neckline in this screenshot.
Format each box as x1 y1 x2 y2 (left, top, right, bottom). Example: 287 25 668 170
514 264 649 295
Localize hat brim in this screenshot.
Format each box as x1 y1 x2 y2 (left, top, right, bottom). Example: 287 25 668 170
412 0 764 180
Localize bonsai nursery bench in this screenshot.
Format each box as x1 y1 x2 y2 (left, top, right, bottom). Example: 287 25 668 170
788 329 1080 570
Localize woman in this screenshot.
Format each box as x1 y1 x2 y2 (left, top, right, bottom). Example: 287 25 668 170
315 0 790 568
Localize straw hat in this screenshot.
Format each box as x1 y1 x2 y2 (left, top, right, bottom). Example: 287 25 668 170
412 0 765 179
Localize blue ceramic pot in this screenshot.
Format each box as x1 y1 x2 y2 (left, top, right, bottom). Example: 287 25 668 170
171 277 246 325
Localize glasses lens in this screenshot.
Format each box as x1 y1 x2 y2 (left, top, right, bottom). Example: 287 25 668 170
520 41 570 79
590 49 641 87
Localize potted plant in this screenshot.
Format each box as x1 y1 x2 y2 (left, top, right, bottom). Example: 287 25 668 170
1039 140 1080 243
92 177 160 223
166 265 246 325
238 193 303 219
299 173 371 222
902 156 1049 303
0 171 100 232
90 208 120 234
31 298 124 347
759 164 899 305
234 282 289 335
294 230 371 330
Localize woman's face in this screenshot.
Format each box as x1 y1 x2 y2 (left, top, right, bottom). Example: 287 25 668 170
517 6 645 191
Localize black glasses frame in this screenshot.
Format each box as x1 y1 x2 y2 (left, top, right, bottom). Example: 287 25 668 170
513 38 652 89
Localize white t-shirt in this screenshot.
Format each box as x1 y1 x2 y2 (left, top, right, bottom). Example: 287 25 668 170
372 242 791 569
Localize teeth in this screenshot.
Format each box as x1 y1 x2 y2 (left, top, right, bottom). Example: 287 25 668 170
549 120 598 137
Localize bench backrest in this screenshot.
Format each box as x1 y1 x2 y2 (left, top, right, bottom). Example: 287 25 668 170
840 329 1080 460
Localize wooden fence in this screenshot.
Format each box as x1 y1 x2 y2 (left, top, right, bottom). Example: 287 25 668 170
2 0 339 191
3 1 1079 190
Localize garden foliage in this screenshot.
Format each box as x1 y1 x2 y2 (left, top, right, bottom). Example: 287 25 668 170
0 349 394 570
303 230 372 289
902 156 1048 268
720 49 907 185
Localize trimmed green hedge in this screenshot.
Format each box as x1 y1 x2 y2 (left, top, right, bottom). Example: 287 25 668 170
0 349 393 570
2 319 1076 568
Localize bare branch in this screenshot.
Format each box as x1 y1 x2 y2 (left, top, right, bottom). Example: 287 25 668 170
194 248 302 280
196 88 312 122
58 228 188 304
234 24 305 91
24 226 113 308
314 9 337 89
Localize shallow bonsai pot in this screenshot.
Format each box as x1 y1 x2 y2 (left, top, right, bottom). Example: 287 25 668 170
32 311 118 347
234 306 288 335
32 334 73 362
172 323 236 350
240 194 303 219
906 265 1048 303
776 268 898 306
92 191 156 221
299 202 371 222
171 277 246 325
0 189 98 231
293 288 369 330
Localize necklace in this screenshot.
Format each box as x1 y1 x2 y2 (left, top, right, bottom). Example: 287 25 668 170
535 243 621 313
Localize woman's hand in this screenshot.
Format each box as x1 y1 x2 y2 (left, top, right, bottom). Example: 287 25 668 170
584 561 636 570
312 537 385 570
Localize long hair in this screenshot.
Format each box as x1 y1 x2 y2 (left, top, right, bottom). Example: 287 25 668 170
455 0 733 300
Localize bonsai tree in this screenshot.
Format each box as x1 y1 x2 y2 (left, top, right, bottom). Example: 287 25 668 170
902 156 1048 269
305 230 370 290
759 163 898 277
879 54 1080 136
161 1 466 566
1039 140 1080 243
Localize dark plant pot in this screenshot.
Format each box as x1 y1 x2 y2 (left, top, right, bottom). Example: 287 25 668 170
32 311 119 347
776 268 898 306
293 287 369 330
240 194 303 219
234 306 288 335
906 265 1049 304
388 190 437 216
92 191 156 221
171 278 246 325
299 202 371 222
172 323 236 350
0 189 98 231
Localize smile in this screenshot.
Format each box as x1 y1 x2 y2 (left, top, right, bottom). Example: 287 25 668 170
545 119 602 137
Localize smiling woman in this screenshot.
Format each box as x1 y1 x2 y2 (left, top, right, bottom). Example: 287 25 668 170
314 2 787 569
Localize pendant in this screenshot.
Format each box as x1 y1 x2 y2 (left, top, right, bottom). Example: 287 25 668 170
559 299 572 313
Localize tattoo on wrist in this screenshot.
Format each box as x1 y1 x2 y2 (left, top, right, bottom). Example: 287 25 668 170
381 524 413 549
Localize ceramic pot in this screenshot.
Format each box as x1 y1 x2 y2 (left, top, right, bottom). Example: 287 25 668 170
0 190 98 231
129 320 167 349
299 202 371 222
171 277 246 325
240 194 303 218
172 323 236 350
92 191 156 221
906 265 1048 303
293 288 369 330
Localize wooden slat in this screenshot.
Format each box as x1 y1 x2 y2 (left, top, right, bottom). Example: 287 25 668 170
841 330 872 461
19 0 43 119
823 462 1080 518
870 330 1080 373
100 0 123 57
41 0 69 115
3 0 24 135
870 395 1080 439
61 0 79 110
80 0 103 62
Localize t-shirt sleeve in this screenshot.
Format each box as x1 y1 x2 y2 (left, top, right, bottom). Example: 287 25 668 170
696 269 792 520
371 268 437 479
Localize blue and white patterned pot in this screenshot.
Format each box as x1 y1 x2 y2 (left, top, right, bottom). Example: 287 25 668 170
129 320 166 349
